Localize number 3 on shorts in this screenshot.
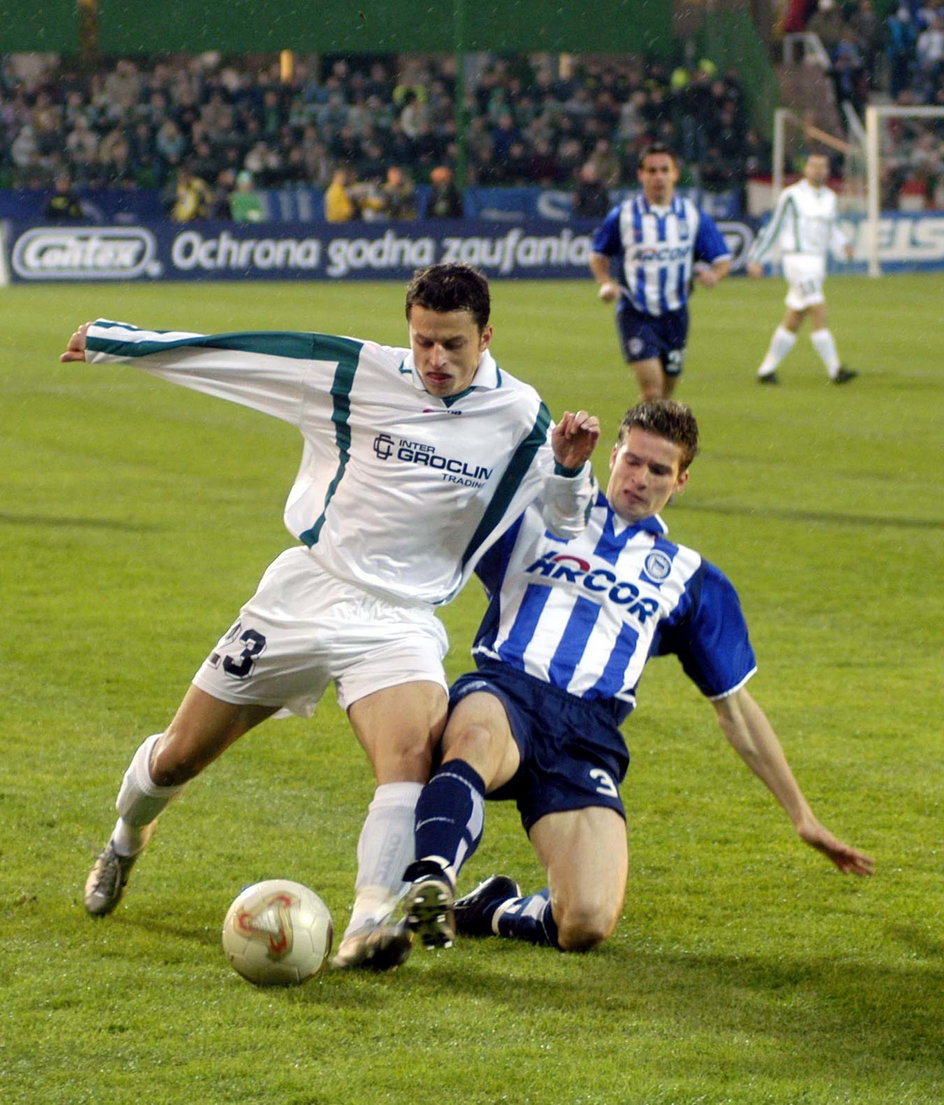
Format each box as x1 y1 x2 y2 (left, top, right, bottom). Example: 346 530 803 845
210 621 268 680
589 767 618 797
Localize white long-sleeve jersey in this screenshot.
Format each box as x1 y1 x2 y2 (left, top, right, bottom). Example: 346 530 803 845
85 320 593 607
749 178 848 262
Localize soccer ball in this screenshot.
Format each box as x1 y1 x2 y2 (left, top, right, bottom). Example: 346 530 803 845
222 879 333 986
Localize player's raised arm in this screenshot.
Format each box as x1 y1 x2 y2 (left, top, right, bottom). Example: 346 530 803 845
60 321 91 362
712 686 875 876
551 409 600 471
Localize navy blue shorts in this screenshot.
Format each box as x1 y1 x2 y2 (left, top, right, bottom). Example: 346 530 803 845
616 302 689 376
449 663 630 833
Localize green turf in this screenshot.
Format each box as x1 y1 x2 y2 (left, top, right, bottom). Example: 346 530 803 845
1 274 941 1105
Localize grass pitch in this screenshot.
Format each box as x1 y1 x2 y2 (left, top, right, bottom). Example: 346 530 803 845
1 273 942 1104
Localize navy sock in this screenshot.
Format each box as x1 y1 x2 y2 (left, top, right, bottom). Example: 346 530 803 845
494 888 560 948
414 758 486 879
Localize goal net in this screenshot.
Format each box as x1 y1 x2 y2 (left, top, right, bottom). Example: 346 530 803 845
864 105 944 276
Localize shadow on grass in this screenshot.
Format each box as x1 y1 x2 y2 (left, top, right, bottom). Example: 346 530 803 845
302 939 944 1068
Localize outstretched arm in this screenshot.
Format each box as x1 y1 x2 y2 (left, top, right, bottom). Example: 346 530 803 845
58 318 320 427
712 687 875 876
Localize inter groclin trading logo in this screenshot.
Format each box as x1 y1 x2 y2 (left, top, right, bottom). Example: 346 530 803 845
11 227 161 280
372 433 492 487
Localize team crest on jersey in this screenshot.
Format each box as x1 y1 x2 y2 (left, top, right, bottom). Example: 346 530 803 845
643 551 672 582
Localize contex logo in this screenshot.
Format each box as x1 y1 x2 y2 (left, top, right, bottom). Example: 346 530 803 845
11 227 160 280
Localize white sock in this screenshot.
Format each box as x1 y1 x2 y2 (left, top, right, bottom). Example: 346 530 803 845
810 328 841 375
112 733 185 856
758 325 796 376
344 781 423 936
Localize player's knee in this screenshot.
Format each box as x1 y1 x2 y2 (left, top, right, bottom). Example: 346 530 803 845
149 746 201 787
443 720 494 762
149 732 215 786
554 901 618 953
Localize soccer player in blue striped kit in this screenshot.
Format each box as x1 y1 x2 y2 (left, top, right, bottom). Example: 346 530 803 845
401 400 874 954
589 144 731 402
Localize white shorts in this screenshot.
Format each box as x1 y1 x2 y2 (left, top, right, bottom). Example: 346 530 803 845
192 546 449 717
783 253 826 310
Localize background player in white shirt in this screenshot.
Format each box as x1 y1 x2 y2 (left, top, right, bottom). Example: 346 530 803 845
747 152 857 385
61 263 600 970
398 400 874 956
589 144 731 402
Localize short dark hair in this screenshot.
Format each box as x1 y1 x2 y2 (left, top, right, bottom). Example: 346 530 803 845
639 142 678 167
617 400 699 471
405 263 491 330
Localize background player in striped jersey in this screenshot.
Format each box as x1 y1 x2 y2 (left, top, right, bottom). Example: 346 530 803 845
747 151 857 385
61 263 600 970
589 144 731 403
400 400 874 955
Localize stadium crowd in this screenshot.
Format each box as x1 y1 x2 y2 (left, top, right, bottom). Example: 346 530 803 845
0 51 765 218
783 0 944 108
782 0 944 207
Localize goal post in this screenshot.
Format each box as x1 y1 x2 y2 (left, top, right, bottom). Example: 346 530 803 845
865 105 944 277
772 107 860 208
771 104 944 277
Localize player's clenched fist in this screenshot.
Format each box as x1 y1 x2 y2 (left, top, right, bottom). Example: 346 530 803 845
60 321 91 362
551 409 600 470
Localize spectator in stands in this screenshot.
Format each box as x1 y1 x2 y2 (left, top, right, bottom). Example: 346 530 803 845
425 165 463 218
44 173 84 221
916 11 944 99
782 0 819 33
491 111 522 163
807 0 850 56
524 137 561 186
0 51 758 217
831 33 868 114
911 128 944 201
886 6 919 99
166 164 213 221
324 166 359 222
585 137 622 188
572 161 611 218
848 0 886 85
229 170 265 222
378 165 417 219
154 117 187 174
103 59 142 117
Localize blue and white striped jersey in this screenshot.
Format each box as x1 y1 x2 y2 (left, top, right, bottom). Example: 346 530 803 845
592 194 731 316
471 492 756 722
85 320 593 608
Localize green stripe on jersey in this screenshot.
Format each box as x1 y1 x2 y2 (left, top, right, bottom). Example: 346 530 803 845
298 346 360 548
88 325 362 365
460 401 551 571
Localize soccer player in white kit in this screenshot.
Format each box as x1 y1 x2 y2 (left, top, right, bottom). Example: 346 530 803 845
397 401 874 956
747 152 858 385
62 263 600 970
